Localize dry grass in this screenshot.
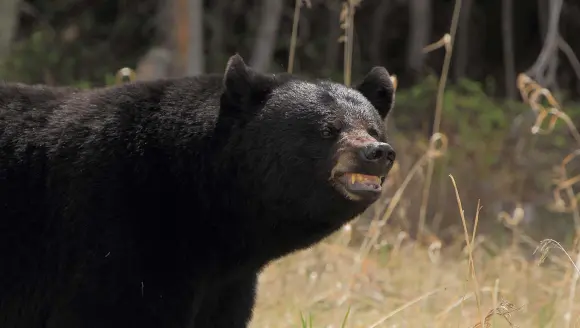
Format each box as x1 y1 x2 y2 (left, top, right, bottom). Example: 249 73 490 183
247 0 580 327
247 190 579 327
248 227 564 327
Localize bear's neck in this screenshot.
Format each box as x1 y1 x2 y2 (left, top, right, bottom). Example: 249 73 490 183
199 194 364 277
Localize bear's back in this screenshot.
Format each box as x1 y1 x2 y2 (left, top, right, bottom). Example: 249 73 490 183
0 75 233 326
0 75 229 161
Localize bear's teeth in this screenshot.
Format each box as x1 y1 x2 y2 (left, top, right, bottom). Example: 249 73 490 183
348 173 381 185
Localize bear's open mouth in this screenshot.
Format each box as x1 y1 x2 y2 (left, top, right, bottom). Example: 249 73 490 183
334 173 385 199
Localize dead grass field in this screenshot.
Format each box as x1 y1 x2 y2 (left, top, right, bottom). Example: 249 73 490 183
246 1 580 326
249 226 575 328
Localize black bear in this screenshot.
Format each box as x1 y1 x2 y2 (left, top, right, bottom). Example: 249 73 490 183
0 54 396 328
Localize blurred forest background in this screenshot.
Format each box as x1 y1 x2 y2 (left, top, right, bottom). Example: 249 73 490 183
3 0 580 326
2 0 580 251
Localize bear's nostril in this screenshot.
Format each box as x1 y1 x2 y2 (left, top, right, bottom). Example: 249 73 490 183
370 148 384 160
386 148 396 162
361 143 395 162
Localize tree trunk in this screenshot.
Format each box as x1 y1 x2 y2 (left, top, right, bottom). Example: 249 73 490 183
526 0 563 87
207 0 226 72
187 0 205 75
136 47 173 81
250 0 284 72
406 0 432 80
537 0 548 38
453 0 473 81
369 0 391 65
323 1 341 75
502 0 516 99
0 0 20 63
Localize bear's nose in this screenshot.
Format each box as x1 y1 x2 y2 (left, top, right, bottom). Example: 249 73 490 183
359 142 396 163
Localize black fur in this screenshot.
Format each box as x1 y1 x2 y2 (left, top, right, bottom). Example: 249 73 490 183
0 54 396 328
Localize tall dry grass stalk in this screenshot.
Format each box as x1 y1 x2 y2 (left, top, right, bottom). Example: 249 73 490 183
287 0 305 73
339 0 361 86
516 73 580 327
449 175 485 326
349 0 463 297
418 0 463 240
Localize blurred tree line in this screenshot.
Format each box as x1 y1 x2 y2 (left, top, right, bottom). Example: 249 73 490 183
1 0 579 99
2 0 580 245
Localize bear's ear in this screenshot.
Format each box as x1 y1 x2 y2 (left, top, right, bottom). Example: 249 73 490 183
223 54 273 105
355 66 395 119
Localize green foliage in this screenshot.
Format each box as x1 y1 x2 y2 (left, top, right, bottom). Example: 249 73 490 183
536 294 557 327
299 306 351 328
1 28 93 87
1 29 60 83
1 0 155 88
390 74 580 186
0 25 137 89
388 76 580 240
394 76 505 175
299 312 313 328
104 73 119 87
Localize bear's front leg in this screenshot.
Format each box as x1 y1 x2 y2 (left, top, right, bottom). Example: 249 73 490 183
192 273 258 328
46 275 207 328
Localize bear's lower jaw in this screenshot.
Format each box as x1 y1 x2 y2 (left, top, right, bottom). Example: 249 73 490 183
332 172 384 202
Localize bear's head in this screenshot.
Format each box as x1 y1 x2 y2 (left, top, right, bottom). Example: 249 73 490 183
219 54 396 224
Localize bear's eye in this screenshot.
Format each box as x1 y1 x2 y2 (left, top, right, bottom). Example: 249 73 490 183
321 127 337 139
368 128 380 139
